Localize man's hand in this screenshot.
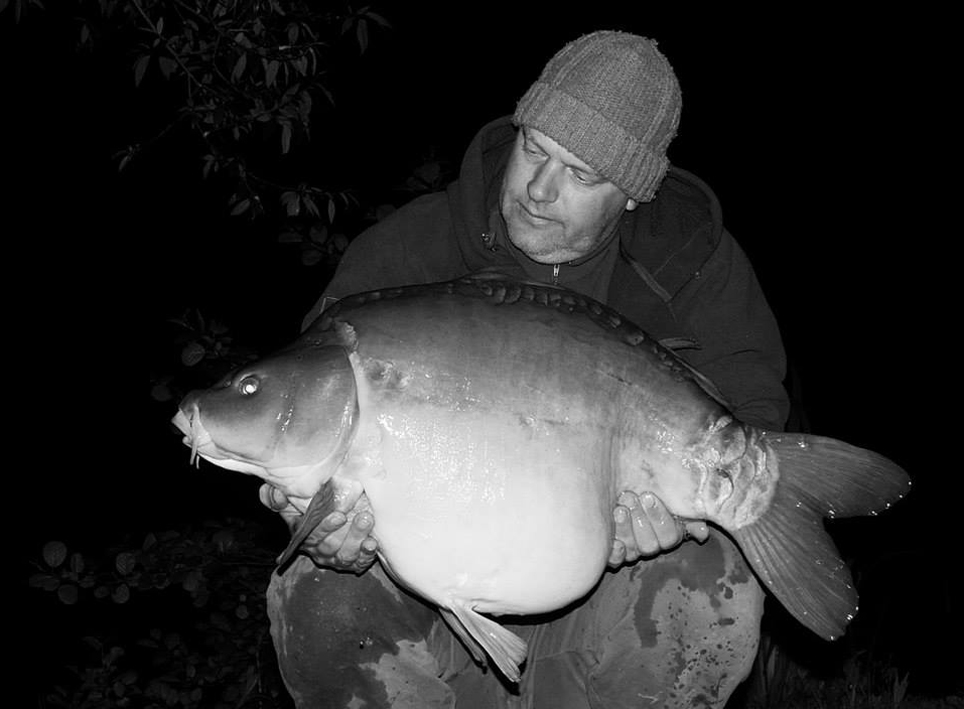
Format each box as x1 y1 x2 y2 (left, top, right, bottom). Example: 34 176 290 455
607 491 709 568
260 482 378 573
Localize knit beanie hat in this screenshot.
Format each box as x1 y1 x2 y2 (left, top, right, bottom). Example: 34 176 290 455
513 31 681 202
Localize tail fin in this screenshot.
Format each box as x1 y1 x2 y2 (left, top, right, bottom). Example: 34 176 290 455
732 433 910 641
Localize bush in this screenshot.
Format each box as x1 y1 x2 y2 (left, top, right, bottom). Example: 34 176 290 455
30 518 293 708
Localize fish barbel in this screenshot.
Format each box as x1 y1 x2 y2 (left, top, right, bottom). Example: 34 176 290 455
172 274 910 682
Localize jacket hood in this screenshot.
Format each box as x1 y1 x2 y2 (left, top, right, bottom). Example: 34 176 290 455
447 117 519 275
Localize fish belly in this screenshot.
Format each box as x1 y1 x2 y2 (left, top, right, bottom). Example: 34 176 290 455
361 405 613 615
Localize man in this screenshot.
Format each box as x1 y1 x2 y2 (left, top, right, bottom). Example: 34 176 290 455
262 31 789 708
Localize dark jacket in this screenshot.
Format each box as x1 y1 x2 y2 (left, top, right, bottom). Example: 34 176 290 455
306 117 788 430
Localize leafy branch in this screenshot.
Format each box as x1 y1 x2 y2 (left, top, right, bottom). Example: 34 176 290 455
81 0 389 265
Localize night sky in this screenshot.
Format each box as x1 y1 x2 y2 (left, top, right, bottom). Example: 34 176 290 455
8 3 955 698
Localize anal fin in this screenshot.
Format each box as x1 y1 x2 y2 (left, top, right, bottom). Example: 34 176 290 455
440 602 527 683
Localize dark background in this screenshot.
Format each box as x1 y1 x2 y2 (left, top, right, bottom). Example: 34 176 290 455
7 2 955 700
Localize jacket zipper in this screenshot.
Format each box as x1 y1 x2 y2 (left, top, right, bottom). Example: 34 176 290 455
552 264 560 285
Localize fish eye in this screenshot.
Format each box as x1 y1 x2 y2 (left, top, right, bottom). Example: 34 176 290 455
238 376 260 396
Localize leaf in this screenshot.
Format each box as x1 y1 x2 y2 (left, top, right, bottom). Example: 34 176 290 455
151 378 173 402
133 54 150 86
282 191 300 217
356 19 369 53
28 573 60 591
69 552 85 574
265 59 279 88
57 584 79 605
230 198 251 216
280 122 292 154
106 645 125 664
328 199 336 224
158 56 176 79
182 570 201 592
112 583 130 604
327 89 343 114
116 551 137 575
143 532 157 551
365 10 391 28
156 16 164 34
299 89 313 118
301 247 323 266
181 341 206 366
202 153 216 179
308 225 327 244
213 529 234 551
43 541 68 568
231 52 247 82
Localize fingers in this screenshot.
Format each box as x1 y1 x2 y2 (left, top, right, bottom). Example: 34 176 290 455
612 491 692 565
608 536 627 569
304 509 378 572
621 492 661 558
259 483 289 512
260 481 378 572
612 503 634 561
637 492 684 552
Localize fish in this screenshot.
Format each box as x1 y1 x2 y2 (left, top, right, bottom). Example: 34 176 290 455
171 273 910 683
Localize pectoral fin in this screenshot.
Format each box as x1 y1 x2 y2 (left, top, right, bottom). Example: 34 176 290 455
440 602 527 683
275 482 336 570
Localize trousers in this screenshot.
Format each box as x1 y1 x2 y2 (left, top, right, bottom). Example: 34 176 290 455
266 530 764 708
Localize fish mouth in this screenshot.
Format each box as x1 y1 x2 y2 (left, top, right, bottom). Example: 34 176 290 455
171 405 275 479
172 406 216 467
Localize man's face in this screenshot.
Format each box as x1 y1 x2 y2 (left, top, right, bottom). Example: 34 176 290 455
499 127 637 264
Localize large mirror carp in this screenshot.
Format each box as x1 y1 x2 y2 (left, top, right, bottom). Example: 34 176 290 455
173 274 910 682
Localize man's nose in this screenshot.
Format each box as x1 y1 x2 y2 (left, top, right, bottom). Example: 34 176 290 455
527 162 559 203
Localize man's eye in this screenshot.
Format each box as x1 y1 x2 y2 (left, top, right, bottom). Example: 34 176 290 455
571 170 596 185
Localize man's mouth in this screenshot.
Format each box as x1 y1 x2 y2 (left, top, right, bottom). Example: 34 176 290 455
517 202 555 226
